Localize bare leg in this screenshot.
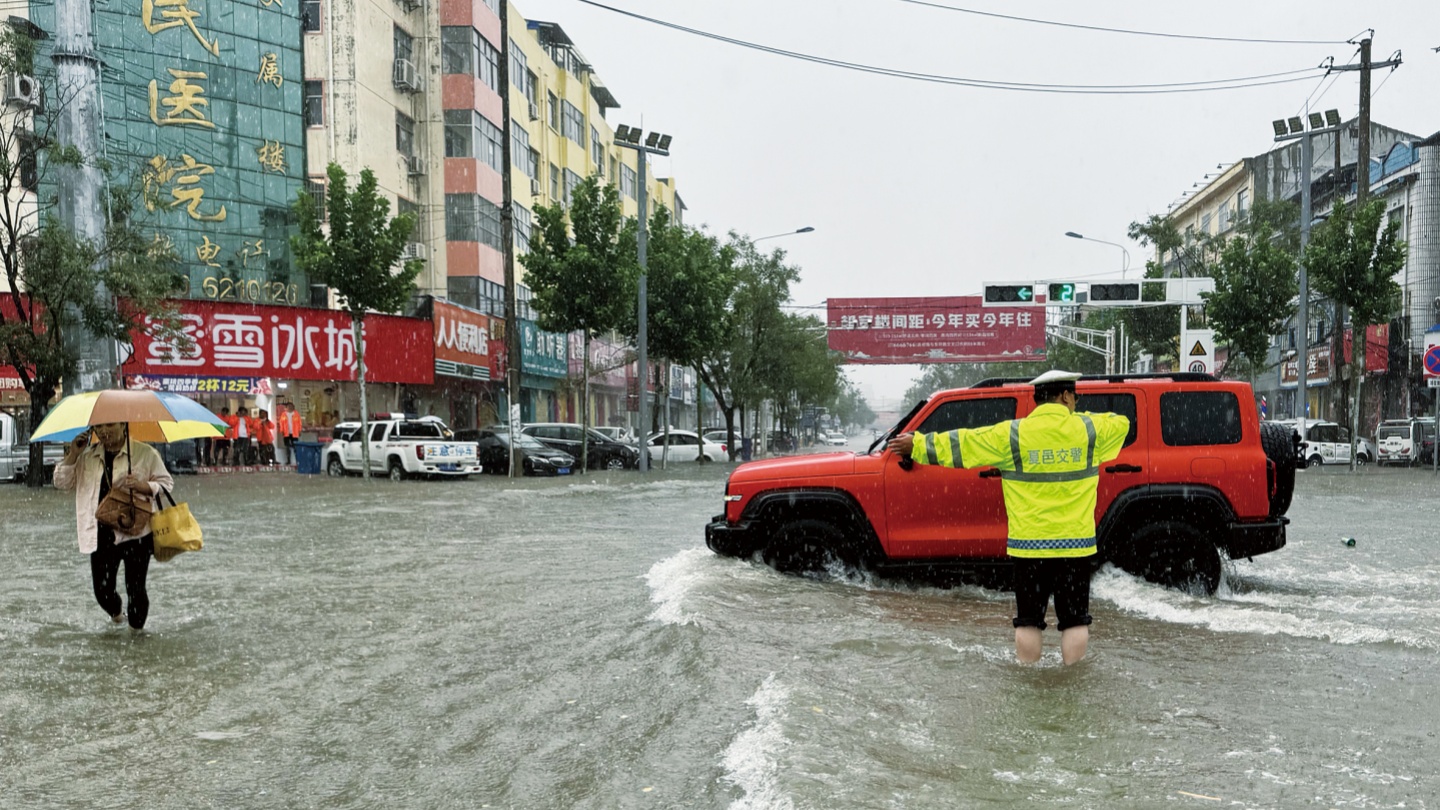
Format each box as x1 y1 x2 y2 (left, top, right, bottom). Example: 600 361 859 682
1060 626 1089 665
1014 627 1042 663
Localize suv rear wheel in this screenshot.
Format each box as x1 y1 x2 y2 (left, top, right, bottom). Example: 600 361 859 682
1110 520 1221 594
388 460 406 481
326 456 345 477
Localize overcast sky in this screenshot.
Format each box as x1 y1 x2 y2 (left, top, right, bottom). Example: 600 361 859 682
518 0 1440 413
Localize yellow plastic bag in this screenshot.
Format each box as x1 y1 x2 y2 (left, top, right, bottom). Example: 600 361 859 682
152 489 203 563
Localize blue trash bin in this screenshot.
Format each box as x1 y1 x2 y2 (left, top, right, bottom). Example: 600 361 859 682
294 441 323 475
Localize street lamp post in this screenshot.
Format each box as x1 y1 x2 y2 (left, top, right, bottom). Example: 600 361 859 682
614 125 672 473
1064 231 1131 278
754 226 815 243
1272 108 1342 423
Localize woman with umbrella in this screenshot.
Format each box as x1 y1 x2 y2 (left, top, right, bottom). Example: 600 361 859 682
38 390 224 631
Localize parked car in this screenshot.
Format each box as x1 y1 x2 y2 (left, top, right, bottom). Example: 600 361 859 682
456 428 574 476
323 416 481 480
1376 418 1434 466
707 373 1297 595
1 411 65 482
592 425 638 445
521 422 640 471
1274 419 1374 467
825 431 848 446
647 429 728 463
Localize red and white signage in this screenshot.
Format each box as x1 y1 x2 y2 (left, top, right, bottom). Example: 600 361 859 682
826 296 1047 364
433 299 500 381
123 299 434 385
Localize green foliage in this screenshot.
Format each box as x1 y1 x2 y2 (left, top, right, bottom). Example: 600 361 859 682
291 163 421 318
1202 205 1299 371
621 209 735 369
522 174 635 338
1305 199 1405 331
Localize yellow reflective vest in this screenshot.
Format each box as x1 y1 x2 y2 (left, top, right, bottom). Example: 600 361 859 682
910 403 1130 558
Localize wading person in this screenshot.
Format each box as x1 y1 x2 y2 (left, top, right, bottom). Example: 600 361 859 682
886 370 1128 665
278 402 302 465
256 408 276 466
53 423 175 631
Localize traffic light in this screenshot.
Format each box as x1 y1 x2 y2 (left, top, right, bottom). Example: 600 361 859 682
1047 283 1079 304
982 283 1038 307
1088 282 1141 305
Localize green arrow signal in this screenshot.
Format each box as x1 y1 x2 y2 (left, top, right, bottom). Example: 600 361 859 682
1017 287 1032 301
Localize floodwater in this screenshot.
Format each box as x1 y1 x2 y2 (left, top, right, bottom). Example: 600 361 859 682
1 455 1437 809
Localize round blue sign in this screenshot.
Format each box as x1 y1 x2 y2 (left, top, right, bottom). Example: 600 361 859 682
1425 345 1440 375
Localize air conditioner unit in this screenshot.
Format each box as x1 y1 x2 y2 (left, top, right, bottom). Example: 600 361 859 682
392 58 422 93
527 102 539 122
402 242 426 260
406 155 425 176
5 74 41 109
529 178 540 196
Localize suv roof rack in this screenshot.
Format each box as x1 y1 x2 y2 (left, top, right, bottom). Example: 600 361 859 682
971 372 1219 388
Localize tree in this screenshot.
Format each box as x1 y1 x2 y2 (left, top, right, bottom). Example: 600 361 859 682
623 209 736 456
1 26 186 487
1202 200 1300 376
522 174 635 471
1304 198 1405 469
1125 215 1218 362
292 163 421 480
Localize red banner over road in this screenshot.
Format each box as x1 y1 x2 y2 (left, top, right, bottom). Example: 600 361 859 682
827 297 1046 364
123 299 434 385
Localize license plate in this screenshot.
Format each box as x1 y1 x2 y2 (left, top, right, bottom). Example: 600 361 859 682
556 467 571 475
439 464 458 471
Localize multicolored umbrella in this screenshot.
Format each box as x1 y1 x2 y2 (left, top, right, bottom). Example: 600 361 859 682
29 389 228 444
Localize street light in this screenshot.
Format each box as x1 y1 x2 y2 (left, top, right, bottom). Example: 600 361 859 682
1064 231 1131 278
614 124 672 473
754 226 815 243
1271 107 1341 424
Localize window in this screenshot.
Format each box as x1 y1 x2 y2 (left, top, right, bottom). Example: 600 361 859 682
592 126 604 173
440 27 472 74
509 42 528 91
1218 201 1231 231
478 37 499 92
547 91 559 130
610 155 618 184
305 178 327 221
18 132 39 191
370 423 389 442
550 163 560 198
916 397 1017 434
397 198 419 239
512 126 536 179
443 109 472 158
1161 391 1241 446
1236 188 1249 221
528 148 541 182
562 168 580 205
477 115 503 173
302 0 321 31
620 164 636 200
303 80 324 126
446 194 478 242
394 26 414 64
524 70 538 111
481 0 498 16
1075 393 1139 447
561 100 584 145
395 111 415 156
513 202 532 254
1200 212 1213 235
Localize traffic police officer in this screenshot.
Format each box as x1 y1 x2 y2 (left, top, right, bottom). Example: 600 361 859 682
887 370 1129 665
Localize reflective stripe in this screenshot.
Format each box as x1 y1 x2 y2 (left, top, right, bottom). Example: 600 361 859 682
925 433 938 466
1079 414 1097 468
947 430 961 467
1009 536 1097 551
1009 420 1024 471
1001 468 1099 483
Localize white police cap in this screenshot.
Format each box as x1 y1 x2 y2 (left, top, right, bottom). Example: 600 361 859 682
1028 369 1083 386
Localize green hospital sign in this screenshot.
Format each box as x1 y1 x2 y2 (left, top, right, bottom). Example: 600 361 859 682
35 0 307 304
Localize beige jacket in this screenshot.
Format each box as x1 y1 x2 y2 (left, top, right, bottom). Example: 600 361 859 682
54 441 174 554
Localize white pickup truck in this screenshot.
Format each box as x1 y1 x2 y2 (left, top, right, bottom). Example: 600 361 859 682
322 415 481 480
1 411 65 483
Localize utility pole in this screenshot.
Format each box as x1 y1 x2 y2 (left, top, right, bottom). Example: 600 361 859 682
498 0 524 477
52 0 116 395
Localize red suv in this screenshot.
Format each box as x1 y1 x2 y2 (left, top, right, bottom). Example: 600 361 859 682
705 373 1299 593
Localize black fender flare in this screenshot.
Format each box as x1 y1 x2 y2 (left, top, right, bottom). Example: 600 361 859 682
1096 484 1237 557
741 488 885 564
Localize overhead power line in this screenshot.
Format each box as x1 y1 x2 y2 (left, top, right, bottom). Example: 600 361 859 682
896 0 1349 46
570 0 1328 94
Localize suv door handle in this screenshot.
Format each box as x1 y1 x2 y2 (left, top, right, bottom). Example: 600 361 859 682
1105 464 1143 473
978 468 1002 478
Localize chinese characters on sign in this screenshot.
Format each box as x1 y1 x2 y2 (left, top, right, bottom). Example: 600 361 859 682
521 321 569 378
124 299 434 385
433 300 498 381
826 296 1047 364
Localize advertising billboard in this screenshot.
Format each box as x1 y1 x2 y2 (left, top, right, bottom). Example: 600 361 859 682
827 297 1047 364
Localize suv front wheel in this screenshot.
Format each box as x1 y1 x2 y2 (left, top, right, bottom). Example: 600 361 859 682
762 518 852 575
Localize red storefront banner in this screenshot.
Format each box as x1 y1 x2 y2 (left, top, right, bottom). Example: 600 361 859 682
122 299 434 385
1342 324 1389 373
826 296 1047 364
1 293 35 388
433 299 501 381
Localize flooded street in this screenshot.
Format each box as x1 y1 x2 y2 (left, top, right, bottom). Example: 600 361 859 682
2 461 1438 809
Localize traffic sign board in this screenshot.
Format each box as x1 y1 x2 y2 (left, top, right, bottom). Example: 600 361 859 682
1425 345 1440 378
1430 378 1440 389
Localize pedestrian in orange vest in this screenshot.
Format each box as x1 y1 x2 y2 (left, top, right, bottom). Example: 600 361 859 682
216 407 236 465
257 408 276 465
278 402 303 465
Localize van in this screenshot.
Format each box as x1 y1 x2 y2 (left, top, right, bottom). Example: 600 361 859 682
1376 418 1430 466
1276 419 1374 467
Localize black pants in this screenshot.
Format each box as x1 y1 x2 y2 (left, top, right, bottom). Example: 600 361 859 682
1012 557 1094 632
91 533 153 629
